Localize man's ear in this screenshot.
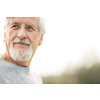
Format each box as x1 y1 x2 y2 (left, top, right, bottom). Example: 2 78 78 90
4 32 6 42
38 34 43 46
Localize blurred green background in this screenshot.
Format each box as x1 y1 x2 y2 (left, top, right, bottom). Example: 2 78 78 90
41 59 100 84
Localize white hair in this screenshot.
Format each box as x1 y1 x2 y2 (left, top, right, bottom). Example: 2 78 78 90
4 17 46 35
9 39 33 61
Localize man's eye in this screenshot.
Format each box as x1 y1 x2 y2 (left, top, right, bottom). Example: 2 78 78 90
27 27 33 29
27 27 35 31
12 25 18 27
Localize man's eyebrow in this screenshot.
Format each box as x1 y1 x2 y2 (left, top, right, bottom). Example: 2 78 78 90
26 24 33 27
26 24 37 29
11 22 21 25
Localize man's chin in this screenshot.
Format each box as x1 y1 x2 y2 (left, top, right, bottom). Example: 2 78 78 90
9 46 33 62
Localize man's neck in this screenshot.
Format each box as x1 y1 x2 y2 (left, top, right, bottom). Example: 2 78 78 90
2 52 30 67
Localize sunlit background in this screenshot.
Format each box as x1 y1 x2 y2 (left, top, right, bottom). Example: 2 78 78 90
0 0 100 84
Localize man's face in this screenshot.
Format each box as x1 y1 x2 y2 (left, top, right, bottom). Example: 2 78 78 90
4 17 43 61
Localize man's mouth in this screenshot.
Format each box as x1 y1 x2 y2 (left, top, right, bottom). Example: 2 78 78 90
13 43 30 46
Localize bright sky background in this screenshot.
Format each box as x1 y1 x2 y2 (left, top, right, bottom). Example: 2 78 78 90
0 0 100 77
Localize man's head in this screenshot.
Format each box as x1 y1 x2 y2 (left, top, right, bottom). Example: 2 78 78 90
4 17 45 62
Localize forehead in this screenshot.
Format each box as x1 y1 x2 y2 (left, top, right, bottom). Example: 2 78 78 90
9 17 39 26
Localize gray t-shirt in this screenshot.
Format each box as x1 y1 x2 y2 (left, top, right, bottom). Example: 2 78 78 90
0 55 42 84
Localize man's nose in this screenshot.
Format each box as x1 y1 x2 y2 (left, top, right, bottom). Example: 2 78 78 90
17 27 27 39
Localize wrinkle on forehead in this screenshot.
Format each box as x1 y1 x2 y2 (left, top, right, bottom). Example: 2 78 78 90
9 17 39 27
11 17 39 21
10 17 39 26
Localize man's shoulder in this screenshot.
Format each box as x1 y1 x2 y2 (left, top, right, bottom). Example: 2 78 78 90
0 54 8 67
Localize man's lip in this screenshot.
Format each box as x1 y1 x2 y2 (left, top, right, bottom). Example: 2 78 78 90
13 43 30 46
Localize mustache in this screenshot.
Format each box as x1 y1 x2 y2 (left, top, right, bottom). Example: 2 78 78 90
12 39 31 46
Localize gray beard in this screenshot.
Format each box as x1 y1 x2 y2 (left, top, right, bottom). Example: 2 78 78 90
9 42 33 62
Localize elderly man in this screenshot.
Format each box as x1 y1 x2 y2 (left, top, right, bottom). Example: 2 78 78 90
0 17 45 84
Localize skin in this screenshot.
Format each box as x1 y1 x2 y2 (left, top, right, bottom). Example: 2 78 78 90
2 17 43 67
